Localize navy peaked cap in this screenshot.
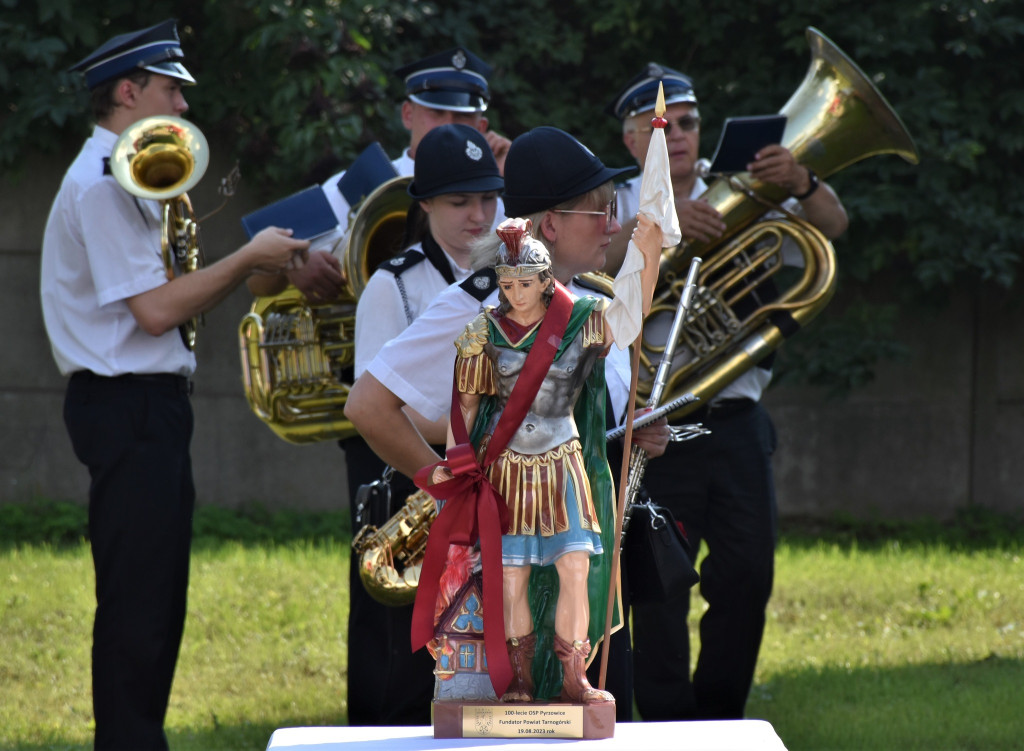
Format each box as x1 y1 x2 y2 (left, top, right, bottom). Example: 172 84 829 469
395 47 491 113
502 127 634 217
604 62 697 120
408 124 503 200
70 19 194 90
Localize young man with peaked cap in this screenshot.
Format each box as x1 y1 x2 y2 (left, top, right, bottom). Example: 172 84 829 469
345 126 670 719
605 64 848 720
247 46 510 304
40 19 308 750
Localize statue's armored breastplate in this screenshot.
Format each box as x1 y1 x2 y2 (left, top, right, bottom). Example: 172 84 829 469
484 330 601 455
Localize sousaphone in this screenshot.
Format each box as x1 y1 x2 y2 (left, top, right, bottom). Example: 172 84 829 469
636 27 920 416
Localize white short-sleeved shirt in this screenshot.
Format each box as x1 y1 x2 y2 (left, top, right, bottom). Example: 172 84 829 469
40 125 197 377
366 278 632 425
354 243 472 377
617 173 809 403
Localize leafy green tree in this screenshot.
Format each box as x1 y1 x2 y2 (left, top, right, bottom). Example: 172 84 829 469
4 0 1022 391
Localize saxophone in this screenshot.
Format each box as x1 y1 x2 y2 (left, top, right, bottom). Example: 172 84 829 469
351 489 436 607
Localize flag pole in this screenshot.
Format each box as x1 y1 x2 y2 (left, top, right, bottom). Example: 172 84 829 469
598 82 670 691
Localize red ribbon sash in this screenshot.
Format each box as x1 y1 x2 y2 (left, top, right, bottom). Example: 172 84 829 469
411 283 574 698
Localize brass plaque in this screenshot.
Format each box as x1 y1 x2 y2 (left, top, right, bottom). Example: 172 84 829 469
462 704 585 738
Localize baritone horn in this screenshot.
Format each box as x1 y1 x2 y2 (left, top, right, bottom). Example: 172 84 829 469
239 175 413 443
638 26 920 416
111 115 209 350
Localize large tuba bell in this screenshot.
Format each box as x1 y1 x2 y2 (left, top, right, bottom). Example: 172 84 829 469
637 26 920 416
111 115 209 349
239 175 413 443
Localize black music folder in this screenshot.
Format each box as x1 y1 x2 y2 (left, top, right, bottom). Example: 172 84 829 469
336 142 399 207
707 114 787 173
241 185 338 240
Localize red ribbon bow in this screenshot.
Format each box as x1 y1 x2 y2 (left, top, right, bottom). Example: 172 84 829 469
410 283 574 699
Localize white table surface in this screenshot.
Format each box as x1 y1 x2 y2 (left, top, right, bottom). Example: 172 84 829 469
267 720 788 750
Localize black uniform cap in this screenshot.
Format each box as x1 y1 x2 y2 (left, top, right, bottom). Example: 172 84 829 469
502 127 634 217
408 124 503 200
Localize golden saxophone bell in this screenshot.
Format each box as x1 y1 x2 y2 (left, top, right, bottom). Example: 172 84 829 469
640 26 920 418
110 115 210 349
351 489 437 607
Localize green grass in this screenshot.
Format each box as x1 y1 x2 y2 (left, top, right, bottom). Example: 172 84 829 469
1 504 1023 750
747 540 1024 749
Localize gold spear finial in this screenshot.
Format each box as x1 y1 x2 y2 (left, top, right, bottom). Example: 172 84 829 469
652 81 668 128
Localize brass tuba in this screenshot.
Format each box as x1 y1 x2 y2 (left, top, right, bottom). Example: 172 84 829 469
111 115 209 349
637 26 920 416
239 175 413 443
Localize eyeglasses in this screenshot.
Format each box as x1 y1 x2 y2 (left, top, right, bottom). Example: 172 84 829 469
634 115 701 135
552 192 618 225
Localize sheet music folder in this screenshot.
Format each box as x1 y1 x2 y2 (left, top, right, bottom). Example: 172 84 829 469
241 185 338 240
336 142 399 207
707 114 787 174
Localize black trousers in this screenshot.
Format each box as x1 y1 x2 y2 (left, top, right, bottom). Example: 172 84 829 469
64 372 195 750
632 400 777 720
341 437 436 726
587 435 635 721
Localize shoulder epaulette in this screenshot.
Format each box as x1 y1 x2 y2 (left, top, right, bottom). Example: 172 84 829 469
377 249 427 276
459 268 497 302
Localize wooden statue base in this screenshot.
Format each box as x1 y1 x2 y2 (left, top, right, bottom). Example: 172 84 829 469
432 699 615 740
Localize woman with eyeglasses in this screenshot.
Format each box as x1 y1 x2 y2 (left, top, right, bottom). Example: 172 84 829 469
422 212 662 708
346 126 670 714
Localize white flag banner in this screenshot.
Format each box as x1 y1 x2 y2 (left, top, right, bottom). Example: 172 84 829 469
605 123 681 349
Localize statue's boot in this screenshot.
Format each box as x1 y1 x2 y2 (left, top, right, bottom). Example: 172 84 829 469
500 632 536 703
553 633 614 704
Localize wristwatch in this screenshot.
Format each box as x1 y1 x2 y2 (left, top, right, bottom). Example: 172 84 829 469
792 167 820 200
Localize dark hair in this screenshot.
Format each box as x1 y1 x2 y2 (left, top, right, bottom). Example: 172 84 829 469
90 69 151 121
400 202 429 251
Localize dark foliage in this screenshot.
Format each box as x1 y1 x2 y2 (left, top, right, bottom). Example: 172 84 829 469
4 0 1022 389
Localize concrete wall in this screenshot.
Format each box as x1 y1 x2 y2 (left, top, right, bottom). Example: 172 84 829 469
3 145 1020 520
2 145 349 513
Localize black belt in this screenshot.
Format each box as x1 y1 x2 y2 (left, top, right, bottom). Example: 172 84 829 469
688 397 755 422
71 370 193 395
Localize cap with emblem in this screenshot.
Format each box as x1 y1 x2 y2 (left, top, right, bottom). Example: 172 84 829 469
395 47 491 113
501 127 634 217
69 18 194 90
604 63 697 120
407 123 503 200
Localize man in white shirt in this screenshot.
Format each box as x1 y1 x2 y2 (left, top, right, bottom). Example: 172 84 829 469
40 20 307 750
605 63 848 722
